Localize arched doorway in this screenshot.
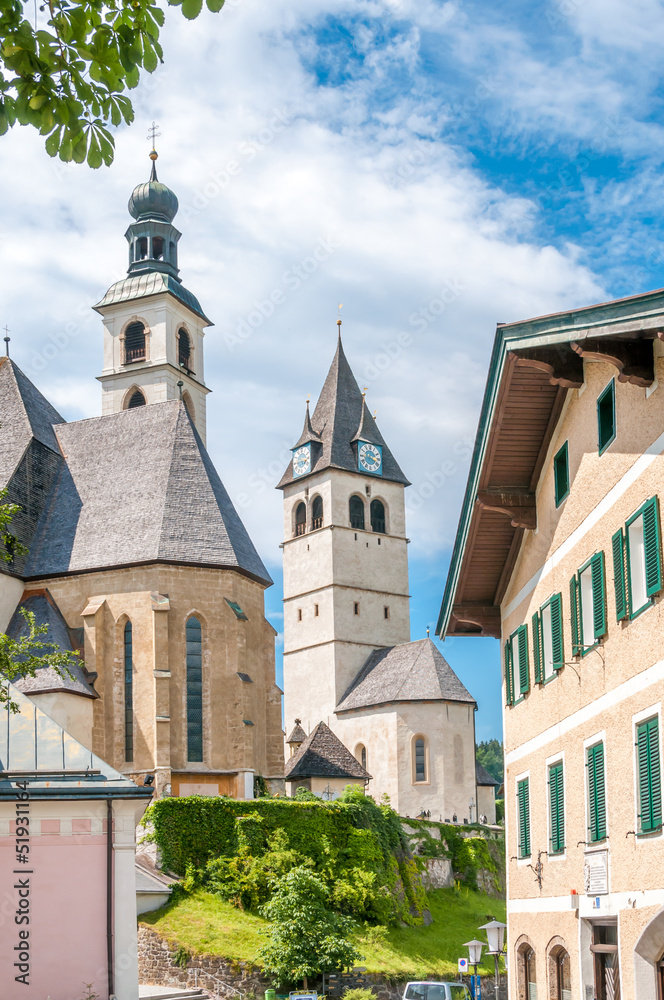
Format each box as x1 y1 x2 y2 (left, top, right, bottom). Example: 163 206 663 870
634 905 664 1000
548 943 571 1000
516 939 537 1000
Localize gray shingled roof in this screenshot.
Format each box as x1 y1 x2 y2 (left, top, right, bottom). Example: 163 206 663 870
336 638 476 713
7 592 96 699
23 401 271 585
285 721 371 780
278 336 409 488
476 762 500 786
286 719 307 744
0 358 64 487
293 402 323 448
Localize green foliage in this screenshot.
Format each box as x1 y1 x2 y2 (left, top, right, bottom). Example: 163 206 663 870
476 739 504 784
172 945 190 969
404 819 504 895
259 867 362 987
0 0 225 167
144 787 421 925
342 989 375 1000
495 798 504 824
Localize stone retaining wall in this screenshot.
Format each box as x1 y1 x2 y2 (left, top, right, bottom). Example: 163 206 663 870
138 925 269 995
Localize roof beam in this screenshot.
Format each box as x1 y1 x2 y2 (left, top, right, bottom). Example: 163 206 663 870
570 337 654 387
451 604 501 638
476 488 536 530
510 345 584 388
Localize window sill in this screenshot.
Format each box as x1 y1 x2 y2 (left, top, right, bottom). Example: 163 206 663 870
629 598 654 621
637 827 663 840
580 640 603 658
412 780 430 786
548 849 566 860
554 489 569 509
598 431 616 456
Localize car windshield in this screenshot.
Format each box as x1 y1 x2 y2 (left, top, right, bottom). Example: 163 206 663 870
405 986 448 1000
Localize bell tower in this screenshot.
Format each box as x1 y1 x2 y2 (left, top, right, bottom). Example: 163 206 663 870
94 146 212 443
278 329 411 739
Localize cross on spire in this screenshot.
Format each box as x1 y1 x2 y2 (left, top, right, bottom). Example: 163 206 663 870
147 121 161 151
3 325 10 357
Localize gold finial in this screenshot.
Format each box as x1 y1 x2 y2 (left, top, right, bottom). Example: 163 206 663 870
147 121 161 160
373 409 377 419
337 302 343 333
362 386 368 401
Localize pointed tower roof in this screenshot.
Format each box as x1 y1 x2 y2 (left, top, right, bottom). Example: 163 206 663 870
286 718 307 746
335 638 476 713
284 721 371 780
277 334 409 488
293 401 323 449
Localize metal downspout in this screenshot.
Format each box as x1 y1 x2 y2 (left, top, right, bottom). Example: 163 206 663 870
107 797 115 998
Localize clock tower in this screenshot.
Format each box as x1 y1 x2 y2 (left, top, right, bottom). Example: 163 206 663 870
278 329 411 741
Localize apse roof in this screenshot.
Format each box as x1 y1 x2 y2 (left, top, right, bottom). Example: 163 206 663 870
278 336 409 488
0 357 64 486
284 721 371 780
336 638 476 713
476 762 500 787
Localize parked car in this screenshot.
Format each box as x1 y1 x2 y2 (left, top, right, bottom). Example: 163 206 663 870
403 982 472 1000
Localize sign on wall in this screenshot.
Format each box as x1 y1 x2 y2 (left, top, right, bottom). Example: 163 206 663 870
584 850 609 895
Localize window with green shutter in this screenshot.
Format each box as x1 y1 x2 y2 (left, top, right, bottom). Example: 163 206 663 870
554 441 570 507
597 379 616 454
612 527 628 621
504 641 514 706
549 761 565 854
508 624 530 700
623 497 663 620
587 742 607 843
573 551 607 655
534 593 564 684
637 717 662 834
517 778 531 858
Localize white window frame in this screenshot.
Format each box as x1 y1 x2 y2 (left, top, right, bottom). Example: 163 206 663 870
632 702 663 842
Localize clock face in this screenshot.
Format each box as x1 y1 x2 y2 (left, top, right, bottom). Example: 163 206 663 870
358 441 382 475
292 445 311 477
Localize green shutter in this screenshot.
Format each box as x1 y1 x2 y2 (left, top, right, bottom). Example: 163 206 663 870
549 762 565 854
518 624 530 695
517 779 530 858
588 743 606 842
532 612 543 684
638 717 662 833
643 496 663 598
504 642 513 706
612 528 628 621
570 575 580 656
550 593 564 670
591 551 607 639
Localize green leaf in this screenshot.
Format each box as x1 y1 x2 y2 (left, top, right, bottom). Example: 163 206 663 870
87 133 102 168
59 136 73 161
71 133 88 163
143 44 158 73
181 0 204 18
206 0 225 11
44 126 62 156
0 113 8 137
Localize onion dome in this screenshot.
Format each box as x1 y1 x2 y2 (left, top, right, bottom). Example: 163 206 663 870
128 152 179 223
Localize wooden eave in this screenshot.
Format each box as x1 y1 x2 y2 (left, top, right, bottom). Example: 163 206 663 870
437 285 664 641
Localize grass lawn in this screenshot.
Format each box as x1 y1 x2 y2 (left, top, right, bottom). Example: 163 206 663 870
140 887 506 980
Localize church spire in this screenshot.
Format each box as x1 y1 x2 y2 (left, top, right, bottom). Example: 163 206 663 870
125 148 181 280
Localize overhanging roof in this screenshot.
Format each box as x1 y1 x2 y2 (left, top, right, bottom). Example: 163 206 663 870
437 285 664 640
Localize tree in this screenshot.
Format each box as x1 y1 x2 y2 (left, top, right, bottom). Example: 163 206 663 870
476 738 504 784
0 0 224 168
0 492 80 710
260 866 362 988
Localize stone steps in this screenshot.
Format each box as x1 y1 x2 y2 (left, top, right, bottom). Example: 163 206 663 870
139 989 210 1000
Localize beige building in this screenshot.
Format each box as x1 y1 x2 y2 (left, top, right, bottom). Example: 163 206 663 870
0 152 284 799
279 332 479 820
438 290 664 999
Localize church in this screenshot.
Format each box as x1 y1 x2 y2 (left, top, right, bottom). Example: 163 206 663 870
0 150 284 799
279 333 481 821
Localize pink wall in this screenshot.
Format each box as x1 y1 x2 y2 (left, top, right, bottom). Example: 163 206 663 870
0 835 109 1000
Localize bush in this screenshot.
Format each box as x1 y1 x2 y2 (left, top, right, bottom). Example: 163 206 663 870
343 989 376 1000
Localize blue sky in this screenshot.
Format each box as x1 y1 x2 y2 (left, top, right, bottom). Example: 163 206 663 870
3 0 664 743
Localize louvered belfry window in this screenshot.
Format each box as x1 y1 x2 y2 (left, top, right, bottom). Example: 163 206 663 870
124 621 134 762
186 616 204 763
549 761 565 854
124 321 146 363
613 496 662 621
517 778 530 858
637 716 662 834
532 592 564 684
349 495 365 530
587 742 606 842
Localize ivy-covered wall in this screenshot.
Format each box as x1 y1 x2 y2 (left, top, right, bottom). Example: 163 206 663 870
404 818 505 895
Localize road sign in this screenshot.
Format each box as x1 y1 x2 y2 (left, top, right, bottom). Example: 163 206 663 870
458 957 469 973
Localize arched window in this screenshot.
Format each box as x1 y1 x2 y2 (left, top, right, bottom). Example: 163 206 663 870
356 744 367 770
349 495 365 530
137 236 148 260
124 321 146 363
186 616 203 763
295 502 307 536
370 498 386 533
152 236 164 260
517 944 537 1000
312 495 323 530
548 946 570 1000
127 389 146 408
413 736 428 783
124 621 133 762
178 328 191 369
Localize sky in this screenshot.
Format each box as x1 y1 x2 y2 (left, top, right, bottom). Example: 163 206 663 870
3 0 664 743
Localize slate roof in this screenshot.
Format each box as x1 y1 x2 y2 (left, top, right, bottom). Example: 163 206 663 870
94 271 211 325
284 721 371 780
476 762 500 787
286 719 307 745
336 638 476 713
0 681 152 801
278 336 409 488
0 357 64 487
7 592 96 699
21 400 271 585
293 402 323 448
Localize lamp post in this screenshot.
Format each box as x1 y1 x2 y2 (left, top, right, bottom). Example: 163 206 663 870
463 939 484 999
480 920 507 1000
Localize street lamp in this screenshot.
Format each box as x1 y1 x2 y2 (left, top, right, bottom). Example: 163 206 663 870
480 920 507 1000
463 939 484 999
